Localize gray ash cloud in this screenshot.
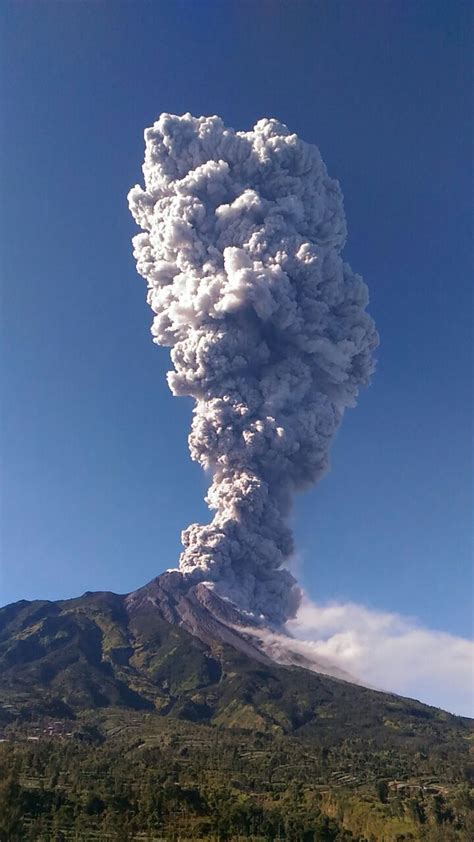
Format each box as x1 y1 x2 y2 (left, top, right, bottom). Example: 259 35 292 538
128 114 378 624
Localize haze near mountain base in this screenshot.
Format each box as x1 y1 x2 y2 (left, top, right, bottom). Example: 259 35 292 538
128 114 378 625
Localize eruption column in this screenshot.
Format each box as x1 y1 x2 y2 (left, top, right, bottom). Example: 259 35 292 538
128 114 378 624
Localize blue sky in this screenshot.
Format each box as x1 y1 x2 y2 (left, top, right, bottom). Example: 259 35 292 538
1 1 472 643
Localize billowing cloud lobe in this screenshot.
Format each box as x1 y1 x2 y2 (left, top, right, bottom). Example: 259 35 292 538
128 113 378 623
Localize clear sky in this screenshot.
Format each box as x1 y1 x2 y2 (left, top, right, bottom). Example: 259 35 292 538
1 1 472 644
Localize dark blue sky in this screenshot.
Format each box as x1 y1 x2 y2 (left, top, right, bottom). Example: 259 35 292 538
1 1 472 638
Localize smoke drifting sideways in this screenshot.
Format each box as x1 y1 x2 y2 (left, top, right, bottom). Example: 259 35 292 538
128 114 378 626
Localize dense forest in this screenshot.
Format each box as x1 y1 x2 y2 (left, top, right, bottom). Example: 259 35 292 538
0 709 472 841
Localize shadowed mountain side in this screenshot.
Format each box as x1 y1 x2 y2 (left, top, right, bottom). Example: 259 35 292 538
0 573 471 753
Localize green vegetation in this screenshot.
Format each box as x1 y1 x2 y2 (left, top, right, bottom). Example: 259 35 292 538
0 711 473 841
0 592 472 840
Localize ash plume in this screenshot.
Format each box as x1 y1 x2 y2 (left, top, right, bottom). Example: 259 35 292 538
128 114 378 625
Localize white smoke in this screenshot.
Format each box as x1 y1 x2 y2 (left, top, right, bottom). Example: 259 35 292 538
278 598 473 717
128 114 378 623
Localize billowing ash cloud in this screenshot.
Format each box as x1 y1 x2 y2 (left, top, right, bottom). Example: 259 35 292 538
128 114 378 624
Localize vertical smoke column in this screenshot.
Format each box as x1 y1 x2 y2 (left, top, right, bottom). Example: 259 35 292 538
128 114 378 624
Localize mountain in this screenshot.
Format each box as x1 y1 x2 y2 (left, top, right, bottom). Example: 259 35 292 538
0 572 470 741
1 573 473 840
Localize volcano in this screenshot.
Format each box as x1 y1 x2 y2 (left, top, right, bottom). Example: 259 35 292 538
0 571 470 746
1 573 472 842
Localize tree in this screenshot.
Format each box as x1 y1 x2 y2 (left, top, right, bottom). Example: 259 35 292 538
376 779 389 804
0 772 24 842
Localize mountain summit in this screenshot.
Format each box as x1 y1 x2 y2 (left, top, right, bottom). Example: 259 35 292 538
126 572 354 682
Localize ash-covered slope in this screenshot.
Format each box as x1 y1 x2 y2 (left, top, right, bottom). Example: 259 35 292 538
126 570 272 663
0 572 471 753
126 571 353 682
